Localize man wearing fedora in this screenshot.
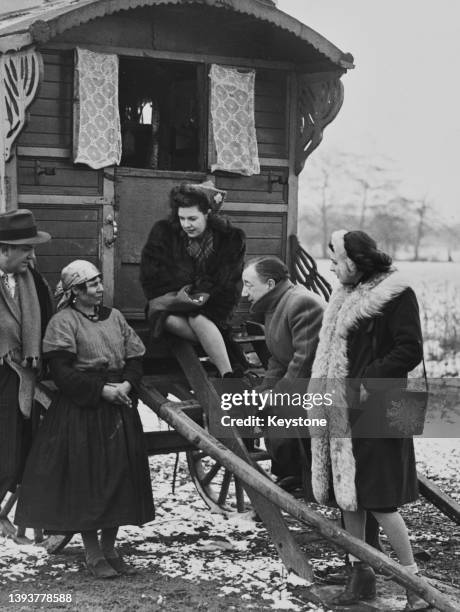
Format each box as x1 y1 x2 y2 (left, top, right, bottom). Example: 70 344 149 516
0 209 53 529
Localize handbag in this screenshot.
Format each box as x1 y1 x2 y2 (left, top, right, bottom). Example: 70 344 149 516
371 329 429 437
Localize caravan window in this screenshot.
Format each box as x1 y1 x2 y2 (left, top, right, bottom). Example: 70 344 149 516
118 58 203 171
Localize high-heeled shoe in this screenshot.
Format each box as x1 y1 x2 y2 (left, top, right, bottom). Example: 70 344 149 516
332 561 376 605
404 588 432 611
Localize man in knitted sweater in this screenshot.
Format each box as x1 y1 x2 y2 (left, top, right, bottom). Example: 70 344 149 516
242 256 323 490
0 210 53 534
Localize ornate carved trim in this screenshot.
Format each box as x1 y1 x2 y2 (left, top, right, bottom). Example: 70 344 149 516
0 48 41 211
295 75 344 175
1 49 42 161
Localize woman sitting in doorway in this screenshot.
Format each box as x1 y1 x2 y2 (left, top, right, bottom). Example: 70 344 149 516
140 181 246 377
15 260 154 579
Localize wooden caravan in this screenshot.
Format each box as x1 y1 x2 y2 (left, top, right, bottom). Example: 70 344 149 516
0 0 353 319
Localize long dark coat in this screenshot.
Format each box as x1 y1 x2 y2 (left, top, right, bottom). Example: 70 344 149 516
0 268 53 502
348 287 423 509
310 272 424 511
140 215 245 328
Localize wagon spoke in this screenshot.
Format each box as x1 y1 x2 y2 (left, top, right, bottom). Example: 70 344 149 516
217 470 232 507
186 439 272 513
234 477 246 512
201 461 222 487
192 450 207 461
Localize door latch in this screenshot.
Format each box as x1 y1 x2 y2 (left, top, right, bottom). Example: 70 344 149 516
104 214 118 248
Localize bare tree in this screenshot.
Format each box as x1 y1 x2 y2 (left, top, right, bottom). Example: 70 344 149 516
345 155 399 230
298 149 455 261
412 196 430 261
299 152 346 257
318 166 330 258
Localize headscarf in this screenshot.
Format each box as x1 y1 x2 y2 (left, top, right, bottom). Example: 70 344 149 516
55 260 101 310
328 229 349 260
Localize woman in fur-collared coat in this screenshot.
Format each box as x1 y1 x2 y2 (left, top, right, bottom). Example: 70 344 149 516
140 181 245 377
309 230 427 611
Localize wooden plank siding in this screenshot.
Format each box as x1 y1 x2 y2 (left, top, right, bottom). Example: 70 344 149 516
17 157 103 196
215 168 288 205
254 70 288 160
20 203 102 292
228 211 286 325
17 51 74 149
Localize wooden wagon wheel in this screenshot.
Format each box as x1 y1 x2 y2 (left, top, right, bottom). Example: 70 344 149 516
162 376 271 514
186 445 270 514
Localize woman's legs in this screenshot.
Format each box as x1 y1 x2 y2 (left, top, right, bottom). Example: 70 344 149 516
188 315 232 376
335 509 376 604
342 509 367 562
370 510 414 566
81 530 102 564
164 315 198 342
82 529 119 578
100 526 118 559
100 526 136 575
371 511 428 610
165 314 233 376
343 508 416 566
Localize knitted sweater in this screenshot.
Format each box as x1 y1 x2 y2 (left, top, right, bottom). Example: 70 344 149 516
43 306 145 371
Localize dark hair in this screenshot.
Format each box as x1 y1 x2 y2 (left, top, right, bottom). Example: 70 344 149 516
341 231 392 274
70 281 87 299
71 275 102 298
246 256 290 284
169 183 211 220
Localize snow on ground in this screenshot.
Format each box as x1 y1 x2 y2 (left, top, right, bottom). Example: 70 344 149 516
1 437 458 611
415 438 460 500
0 452 322 610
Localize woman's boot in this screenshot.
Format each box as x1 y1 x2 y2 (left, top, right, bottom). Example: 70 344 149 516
332 561 376 605
404 589 431 611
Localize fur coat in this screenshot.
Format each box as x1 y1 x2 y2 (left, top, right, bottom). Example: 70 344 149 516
309 270 423 511
140 215 245 328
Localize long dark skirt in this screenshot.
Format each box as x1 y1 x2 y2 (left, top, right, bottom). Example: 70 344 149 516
15 394 155 531
353 437 418 509
0 364 31 502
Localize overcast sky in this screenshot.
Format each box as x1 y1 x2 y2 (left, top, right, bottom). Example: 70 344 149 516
279 0 460 222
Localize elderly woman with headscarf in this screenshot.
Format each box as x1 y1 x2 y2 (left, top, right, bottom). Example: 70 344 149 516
140 181 246 377
15 260 154 579
308 230 427 610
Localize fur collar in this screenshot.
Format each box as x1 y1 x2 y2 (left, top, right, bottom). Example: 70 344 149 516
309 269 409 511
321 270 409 354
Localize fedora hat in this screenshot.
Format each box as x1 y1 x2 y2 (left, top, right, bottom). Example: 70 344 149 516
0 209 51 245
